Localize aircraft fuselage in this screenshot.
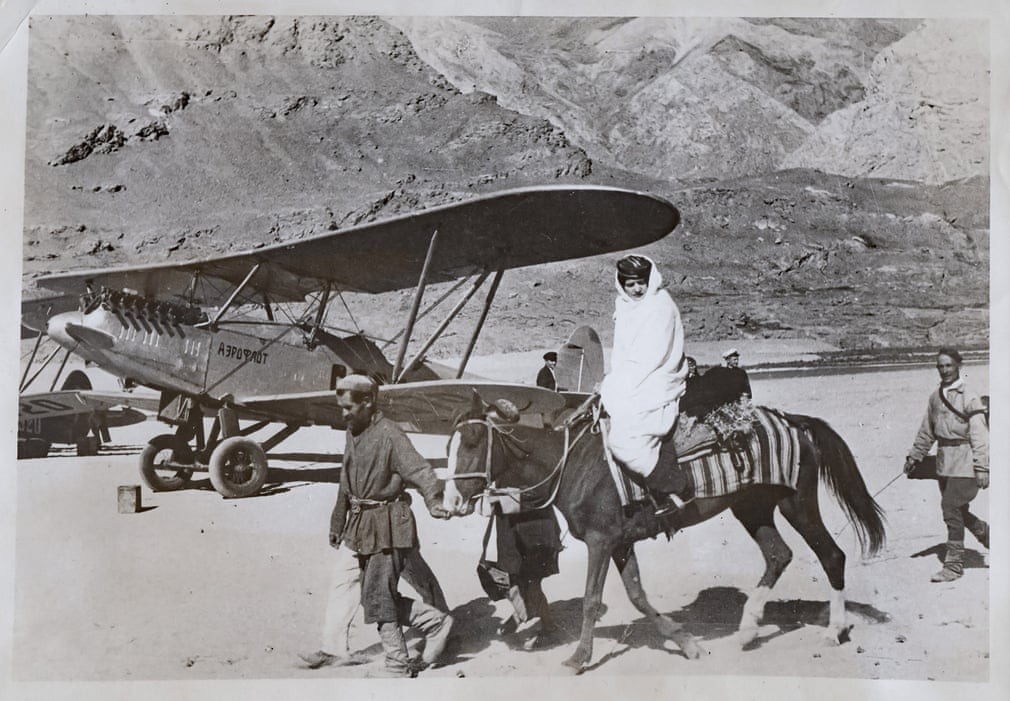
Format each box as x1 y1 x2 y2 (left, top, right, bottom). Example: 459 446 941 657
45 300 416 420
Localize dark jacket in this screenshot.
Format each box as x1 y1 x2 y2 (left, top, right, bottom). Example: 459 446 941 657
536 365 557 391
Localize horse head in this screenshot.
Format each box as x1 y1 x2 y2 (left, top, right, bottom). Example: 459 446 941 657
442 390 522 516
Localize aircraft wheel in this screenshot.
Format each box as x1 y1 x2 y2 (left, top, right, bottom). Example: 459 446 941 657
18 437 51 460
140 434 195 491
208 436 268 498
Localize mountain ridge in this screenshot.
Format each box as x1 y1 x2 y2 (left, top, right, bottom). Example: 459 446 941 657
22 15 989 356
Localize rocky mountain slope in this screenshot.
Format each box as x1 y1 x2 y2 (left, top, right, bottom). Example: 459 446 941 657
21 15 989 357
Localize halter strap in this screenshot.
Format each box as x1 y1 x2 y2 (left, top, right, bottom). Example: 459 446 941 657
446 415 595 511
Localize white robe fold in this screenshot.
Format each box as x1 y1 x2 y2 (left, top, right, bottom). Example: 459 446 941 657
600 257 687 476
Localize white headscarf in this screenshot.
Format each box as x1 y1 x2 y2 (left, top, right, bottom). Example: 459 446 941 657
600 255 687 416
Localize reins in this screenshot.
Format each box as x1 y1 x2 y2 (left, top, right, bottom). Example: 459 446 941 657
446 415 597 510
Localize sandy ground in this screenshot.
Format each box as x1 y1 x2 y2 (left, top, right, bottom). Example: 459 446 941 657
6 358 1001 698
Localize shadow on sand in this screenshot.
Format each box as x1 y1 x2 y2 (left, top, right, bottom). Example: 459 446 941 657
911 542 988 569
166 467 341 498
552 586 892 671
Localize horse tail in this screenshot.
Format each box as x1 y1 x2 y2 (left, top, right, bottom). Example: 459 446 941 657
786 413 887 557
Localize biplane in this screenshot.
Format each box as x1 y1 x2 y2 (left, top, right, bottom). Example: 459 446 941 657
33 185 679 497
17 370 157 459
19 296 160 458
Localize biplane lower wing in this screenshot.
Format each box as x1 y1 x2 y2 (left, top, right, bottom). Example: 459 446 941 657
19 389 160 422
236 380 567 435
18 389 159 459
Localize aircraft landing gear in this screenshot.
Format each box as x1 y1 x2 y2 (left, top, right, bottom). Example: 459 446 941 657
208 436 269 498
140 434 195 491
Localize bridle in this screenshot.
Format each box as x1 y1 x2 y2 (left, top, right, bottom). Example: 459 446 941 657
445 417 507 486
445 414 595 510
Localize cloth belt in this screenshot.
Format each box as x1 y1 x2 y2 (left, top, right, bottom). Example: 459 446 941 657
349 493 408 514
937 438 969 447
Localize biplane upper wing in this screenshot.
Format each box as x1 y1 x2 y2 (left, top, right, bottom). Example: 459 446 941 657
237 380 568 435
32 185 679 305
19 389 160 422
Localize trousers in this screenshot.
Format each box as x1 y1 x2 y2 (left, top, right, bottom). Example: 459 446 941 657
321 545 447 654
938 476 986 542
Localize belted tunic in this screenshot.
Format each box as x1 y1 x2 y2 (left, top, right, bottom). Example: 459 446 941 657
330 411 443 555
907 378 989 478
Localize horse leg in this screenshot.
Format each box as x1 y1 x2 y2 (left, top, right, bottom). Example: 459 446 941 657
563 533 611 673
778 490 852 645
613 543 705 659
730 492 793 647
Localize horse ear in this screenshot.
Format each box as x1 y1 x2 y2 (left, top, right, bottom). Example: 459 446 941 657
470 389 486 415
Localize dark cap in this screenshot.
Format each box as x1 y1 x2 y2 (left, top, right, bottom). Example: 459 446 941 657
543 351 558 362
936 348 963 364
616 255 652 283
335 374 377 395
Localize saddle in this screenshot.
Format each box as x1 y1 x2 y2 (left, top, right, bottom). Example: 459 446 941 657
668 398 758 463
559 393 757 462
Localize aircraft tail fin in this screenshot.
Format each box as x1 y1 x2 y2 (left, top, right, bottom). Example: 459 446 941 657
61 369 93 391
555 326 604 393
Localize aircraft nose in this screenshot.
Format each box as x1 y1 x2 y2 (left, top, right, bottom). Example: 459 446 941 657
47 311 81 349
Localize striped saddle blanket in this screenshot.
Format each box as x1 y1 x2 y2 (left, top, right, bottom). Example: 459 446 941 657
604 406 801 505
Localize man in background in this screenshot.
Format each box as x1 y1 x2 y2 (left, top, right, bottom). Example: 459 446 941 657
700 348 752 404
536 351 558 390
904 348 989 583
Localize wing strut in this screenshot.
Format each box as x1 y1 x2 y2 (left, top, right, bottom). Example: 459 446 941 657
19 331 45 392
20 343 72 393
456 268 504 379
381 274 475 351
395 270 491 383
262 293 274 321
305 283 332 350
207 263 261 329
392 229 439 383
48 347 74 392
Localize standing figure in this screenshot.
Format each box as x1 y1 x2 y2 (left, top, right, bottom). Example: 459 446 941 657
700 348 751 404
685 355 699 380
536 351 558 390
494 506 563 649
904 349 990 583
299 472 449 669
329 374 454 676
599 254 691 514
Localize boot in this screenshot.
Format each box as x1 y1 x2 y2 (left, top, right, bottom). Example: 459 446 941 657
298 649 369 669
374 622 415 677
505 584 529 626
408 599 454 667
968 521 989 550
644 440 692 517
931 541 965 583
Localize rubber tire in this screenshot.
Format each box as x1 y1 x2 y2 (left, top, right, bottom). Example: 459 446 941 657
208 436 269 498
17 437 50 460
140 434 195 491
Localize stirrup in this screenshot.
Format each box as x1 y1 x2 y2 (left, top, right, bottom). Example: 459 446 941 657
652 492 693 518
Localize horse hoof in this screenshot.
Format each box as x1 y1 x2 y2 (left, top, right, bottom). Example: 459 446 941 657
825 624 853 646
561 658 585 675
734 629 758 649
681 640 706 660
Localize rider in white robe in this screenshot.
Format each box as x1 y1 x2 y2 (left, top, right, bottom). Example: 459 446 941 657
600 255 688 489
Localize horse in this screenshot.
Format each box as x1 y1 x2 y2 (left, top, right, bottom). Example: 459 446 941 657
442 393 886 674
